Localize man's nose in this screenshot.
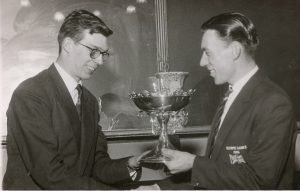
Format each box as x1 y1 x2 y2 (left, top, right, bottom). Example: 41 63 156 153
199 54 207 67
94 55 103 65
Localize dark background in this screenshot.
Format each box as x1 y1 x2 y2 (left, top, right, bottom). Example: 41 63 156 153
165 0 300 123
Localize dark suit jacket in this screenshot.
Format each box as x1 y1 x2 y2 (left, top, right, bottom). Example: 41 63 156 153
191 70 297 189
3 64 133 189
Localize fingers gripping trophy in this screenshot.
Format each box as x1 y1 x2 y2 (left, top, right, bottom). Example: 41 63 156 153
129 72 195 163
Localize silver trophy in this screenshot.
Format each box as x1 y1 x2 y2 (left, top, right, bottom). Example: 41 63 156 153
129 72 195 163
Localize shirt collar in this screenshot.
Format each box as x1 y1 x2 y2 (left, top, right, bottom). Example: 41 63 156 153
54 62 82 94
231 65 259 93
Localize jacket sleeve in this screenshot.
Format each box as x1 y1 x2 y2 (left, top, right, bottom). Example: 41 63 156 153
7 88 113 190
191 93 296 189
92 127 133 185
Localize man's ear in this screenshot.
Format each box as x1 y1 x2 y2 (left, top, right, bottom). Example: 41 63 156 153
62 37 74 54
230 41 242 60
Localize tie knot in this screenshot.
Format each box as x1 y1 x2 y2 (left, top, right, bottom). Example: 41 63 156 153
222 85 233 102
76 84 83 103
76 84 82 94
225 85 233 97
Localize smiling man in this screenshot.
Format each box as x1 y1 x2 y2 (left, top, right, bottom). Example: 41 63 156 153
3 10 142 190
157 12 297 190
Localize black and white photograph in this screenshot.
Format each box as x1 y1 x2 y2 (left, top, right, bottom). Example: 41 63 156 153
0 0 299 189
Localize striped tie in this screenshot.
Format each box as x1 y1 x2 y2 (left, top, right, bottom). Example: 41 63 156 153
76 84 82 118
209 85 233 157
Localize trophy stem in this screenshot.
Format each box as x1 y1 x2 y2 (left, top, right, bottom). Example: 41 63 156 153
140 112 175 163
156 112 175 150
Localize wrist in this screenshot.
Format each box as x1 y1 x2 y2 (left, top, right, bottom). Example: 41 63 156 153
127 165 136 173
127 157 141 170
189 154 197 169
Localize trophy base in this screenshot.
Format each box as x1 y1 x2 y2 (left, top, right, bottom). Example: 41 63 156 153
140 156 170 164
139 147 173 164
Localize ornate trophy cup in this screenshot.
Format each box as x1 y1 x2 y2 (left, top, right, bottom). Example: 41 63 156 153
129 72 195 163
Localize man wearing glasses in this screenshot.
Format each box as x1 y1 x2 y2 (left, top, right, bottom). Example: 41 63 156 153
3 10 142 189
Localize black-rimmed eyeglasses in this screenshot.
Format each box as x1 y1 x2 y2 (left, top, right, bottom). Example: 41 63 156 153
78 43 110 59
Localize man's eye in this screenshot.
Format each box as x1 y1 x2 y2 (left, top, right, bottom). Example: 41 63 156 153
91 50 99 56
103 52 109 56
205 51 210 56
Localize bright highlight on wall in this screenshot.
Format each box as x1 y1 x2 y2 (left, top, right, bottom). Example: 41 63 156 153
54 11 65 21
20 0 31 7
126 5 136 14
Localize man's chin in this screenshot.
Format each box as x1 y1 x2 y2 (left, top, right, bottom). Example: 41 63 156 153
214 79 226 85
214 78 220 85
81 74 92 80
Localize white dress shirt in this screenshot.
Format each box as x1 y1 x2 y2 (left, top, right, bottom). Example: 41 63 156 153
219 65 259 128
54 62 82 105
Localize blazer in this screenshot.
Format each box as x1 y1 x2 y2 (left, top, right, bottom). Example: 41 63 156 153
3 64 132 190
191 70 297 189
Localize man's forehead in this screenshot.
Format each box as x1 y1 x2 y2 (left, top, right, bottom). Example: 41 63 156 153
81 30 108 49
201 29 228 48
202 30 220 42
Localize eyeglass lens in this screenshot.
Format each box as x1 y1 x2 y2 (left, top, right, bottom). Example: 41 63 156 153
90 49 109 59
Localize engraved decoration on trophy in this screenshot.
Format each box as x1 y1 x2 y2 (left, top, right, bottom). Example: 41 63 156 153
149 72 189 135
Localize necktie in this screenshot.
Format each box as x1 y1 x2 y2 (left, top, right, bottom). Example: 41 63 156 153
209 85 233 157
76 84 82 118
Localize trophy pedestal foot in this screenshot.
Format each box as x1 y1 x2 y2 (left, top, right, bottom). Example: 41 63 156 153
140 151 171 163
140 139 175 164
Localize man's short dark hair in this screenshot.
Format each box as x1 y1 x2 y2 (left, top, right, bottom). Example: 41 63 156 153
57 9 113 54
201 12 259 56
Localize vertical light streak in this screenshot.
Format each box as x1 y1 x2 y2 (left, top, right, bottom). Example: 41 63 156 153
155 0 169 72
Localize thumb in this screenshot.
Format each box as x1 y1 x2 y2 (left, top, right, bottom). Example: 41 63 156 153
137 150 151 161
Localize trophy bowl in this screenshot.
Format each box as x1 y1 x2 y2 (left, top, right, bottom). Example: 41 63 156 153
131 95 191 112
129 90 195 163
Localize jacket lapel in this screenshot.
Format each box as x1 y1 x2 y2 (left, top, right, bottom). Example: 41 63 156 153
210 71 266 159
206 108 222 157
48 64 82 149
